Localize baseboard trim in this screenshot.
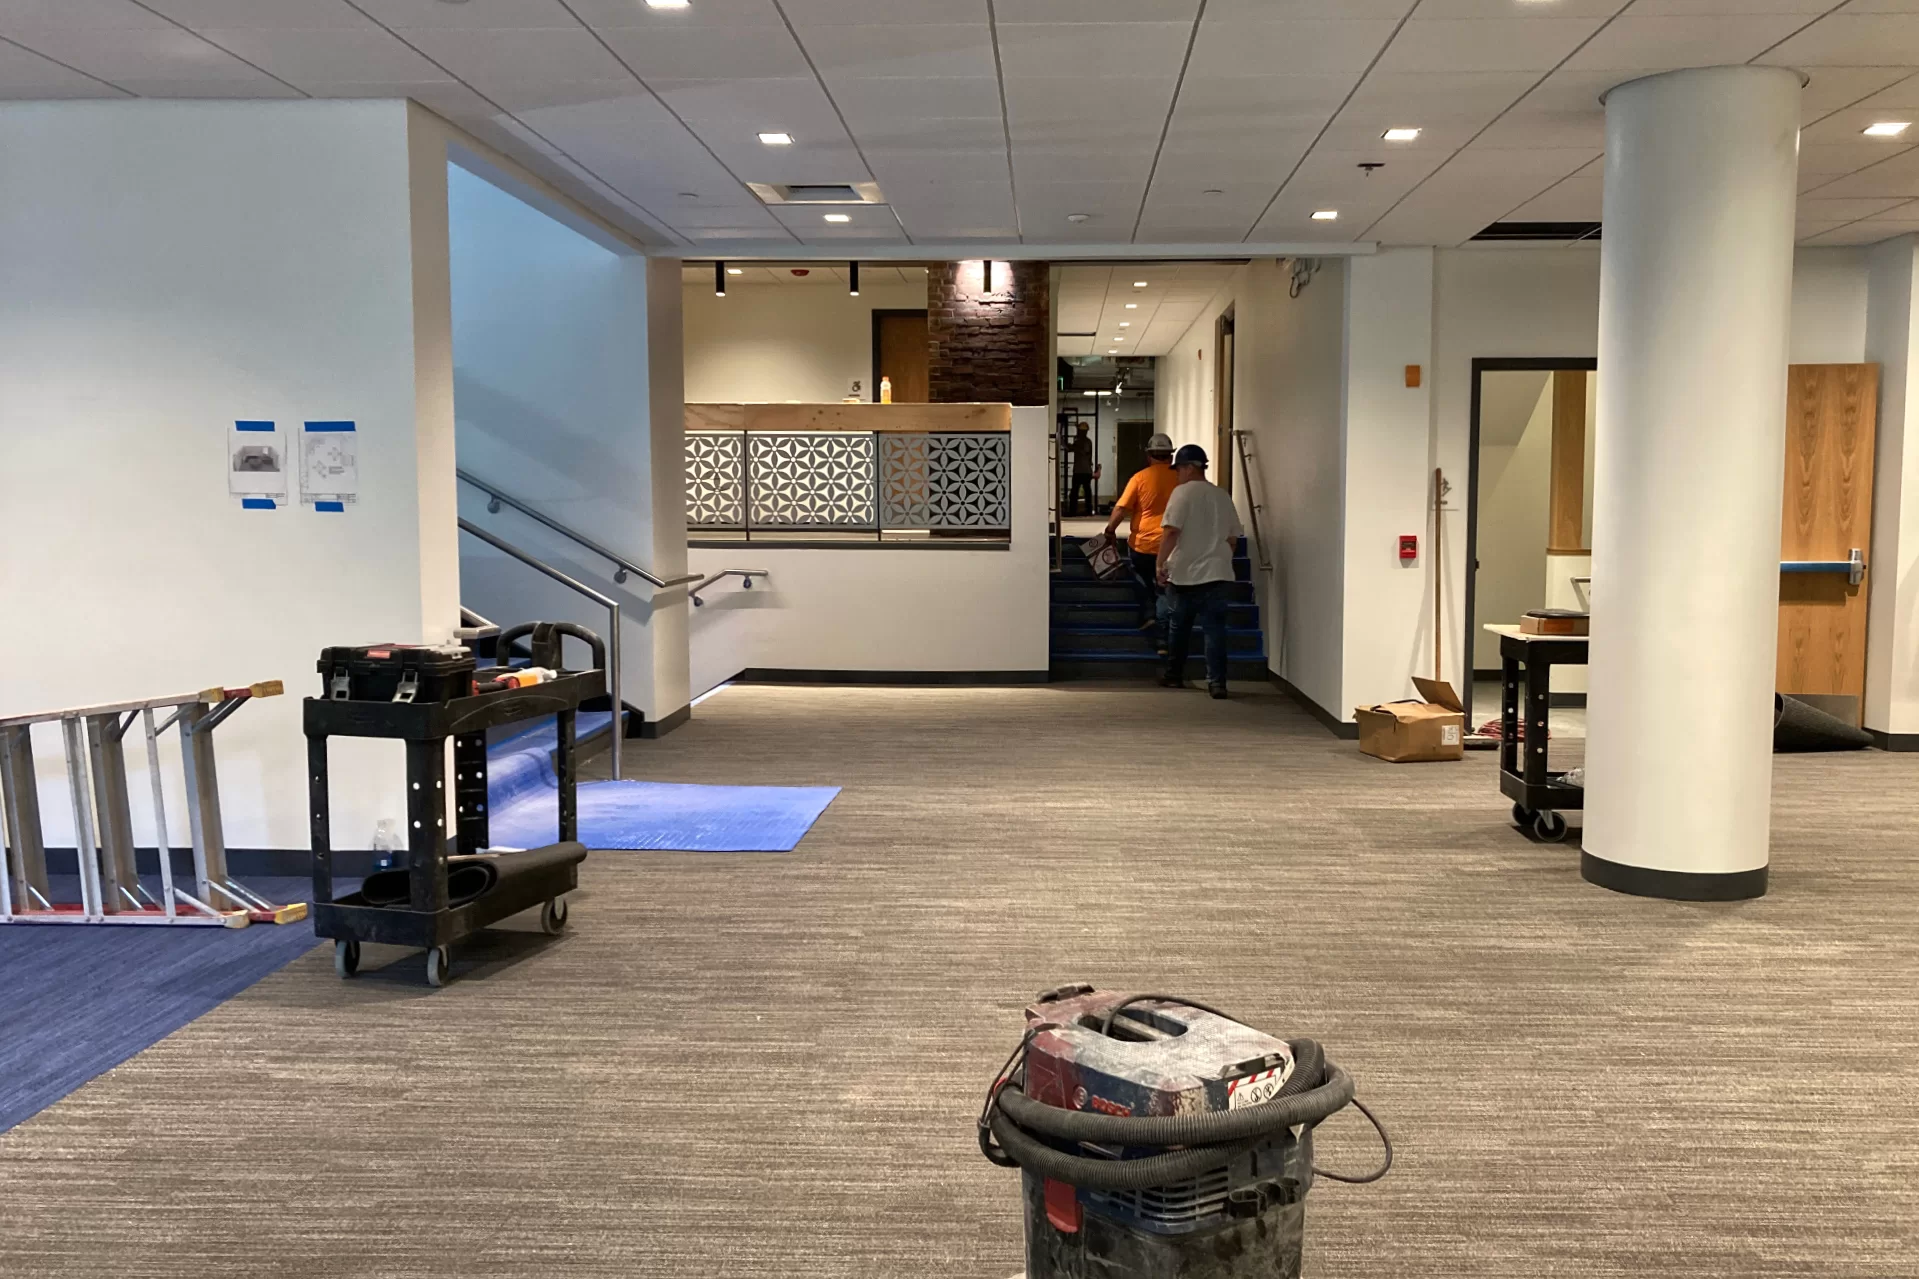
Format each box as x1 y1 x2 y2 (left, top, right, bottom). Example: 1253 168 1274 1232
1580 851 1768 902
1550 692 1587 708
639 704 690 738
1268 671 1358 739
1867 729 1919 752
737 668 1050 685
41 847 384 879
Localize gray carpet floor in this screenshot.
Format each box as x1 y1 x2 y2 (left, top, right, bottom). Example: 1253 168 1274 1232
1 683 1915 1278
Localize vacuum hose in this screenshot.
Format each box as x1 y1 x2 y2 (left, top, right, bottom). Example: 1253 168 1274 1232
978 1000 1392 1192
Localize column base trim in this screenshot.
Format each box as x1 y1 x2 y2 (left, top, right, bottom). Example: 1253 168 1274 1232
738 667 1050 686
1268 671 1358 739
639 704 690 739
1580 851 1768 901
1866 729 1919 752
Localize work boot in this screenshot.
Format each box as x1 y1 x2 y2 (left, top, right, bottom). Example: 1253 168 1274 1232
1209 683 1229 700
1158 673 1183 688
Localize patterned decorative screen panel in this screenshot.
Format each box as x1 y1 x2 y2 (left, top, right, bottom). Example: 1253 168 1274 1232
880 433 1011 529
686 432 745 526
748 432 876 527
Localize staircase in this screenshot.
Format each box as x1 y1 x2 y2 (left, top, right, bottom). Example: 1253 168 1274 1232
1049 535 1268 681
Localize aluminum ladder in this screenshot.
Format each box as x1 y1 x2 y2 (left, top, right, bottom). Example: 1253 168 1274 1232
0 681 305 927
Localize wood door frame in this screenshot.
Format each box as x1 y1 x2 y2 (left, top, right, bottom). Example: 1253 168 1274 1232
871 308 928 402
1464 356 1598 726
1214 308 1236 492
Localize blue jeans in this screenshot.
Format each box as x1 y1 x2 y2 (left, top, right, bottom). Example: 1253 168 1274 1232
1127 546 1168 639
1165 580 1233 687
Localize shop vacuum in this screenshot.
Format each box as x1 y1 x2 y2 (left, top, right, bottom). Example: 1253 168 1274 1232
978 986 1391 1279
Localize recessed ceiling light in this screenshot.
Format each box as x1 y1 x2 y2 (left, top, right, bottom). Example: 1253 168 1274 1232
1382 127 1421 142
1312 210 1339 221
726 267 744 275
1864 121 1911 137
1119 322 1131 327
1133 281 1148 288
1124 302 1138 309
646 0 690 7
757 131 793 146
823 213 851 222
1113 336 1125 342
1067 213 1090 223
1108 349 1119 354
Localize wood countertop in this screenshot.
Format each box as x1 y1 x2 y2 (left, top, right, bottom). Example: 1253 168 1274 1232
686 402 1012 433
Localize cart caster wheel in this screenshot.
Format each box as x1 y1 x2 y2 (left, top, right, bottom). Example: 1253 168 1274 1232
334 940 360 978
1534 810 1569 843
426 945 452 988
540 896 568 936
1512 803 1536 829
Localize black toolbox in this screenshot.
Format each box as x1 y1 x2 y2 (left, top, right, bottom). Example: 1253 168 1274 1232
317 643 476 703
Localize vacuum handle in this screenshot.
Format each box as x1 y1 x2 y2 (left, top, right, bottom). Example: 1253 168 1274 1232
493 620 606 674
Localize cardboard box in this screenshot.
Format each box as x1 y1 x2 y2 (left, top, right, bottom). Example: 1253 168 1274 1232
1520 610 1589 636
1355 677 1465 763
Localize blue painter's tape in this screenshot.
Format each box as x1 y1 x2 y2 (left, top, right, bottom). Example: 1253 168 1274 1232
241 498 276 510
314 501 345 513
234 420 275 432
304 421 355 432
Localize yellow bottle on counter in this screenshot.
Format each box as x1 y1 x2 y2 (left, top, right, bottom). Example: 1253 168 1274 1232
880 376 893 404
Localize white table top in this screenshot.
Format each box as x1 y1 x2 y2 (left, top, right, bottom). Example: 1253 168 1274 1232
1484 623 1588 641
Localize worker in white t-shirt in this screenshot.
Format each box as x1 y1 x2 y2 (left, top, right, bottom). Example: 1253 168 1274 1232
1155 444 1245 699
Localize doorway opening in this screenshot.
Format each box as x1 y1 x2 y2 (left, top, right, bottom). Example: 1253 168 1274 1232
1464 357 1596 732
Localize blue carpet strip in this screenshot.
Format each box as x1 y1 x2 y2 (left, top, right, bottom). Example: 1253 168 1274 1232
0 876 326 1134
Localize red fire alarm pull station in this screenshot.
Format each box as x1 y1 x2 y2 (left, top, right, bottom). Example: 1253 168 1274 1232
1399 534 1418 562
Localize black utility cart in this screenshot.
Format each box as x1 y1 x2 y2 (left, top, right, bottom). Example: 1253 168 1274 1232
305 624 602 987
1494 626 1589 844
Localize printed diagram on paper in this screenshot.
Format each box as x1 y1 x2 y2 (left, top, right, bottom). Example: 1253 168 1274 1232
301 422 358 505
228 421 285 502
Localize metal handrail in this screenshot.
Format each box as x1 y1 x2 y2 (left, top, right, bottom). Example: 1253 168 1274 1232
458 469 700 590
689 569 768 607
458 518 624 780
1231 430 1274 573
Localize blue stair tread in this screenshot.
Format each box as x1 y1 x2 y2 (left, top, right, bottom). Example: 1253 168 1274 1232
489 709 618 756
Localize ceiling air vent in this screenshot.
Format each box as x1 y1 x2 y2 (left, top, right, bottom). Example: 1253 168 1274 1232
747 181 885 206
1471 220 1601 242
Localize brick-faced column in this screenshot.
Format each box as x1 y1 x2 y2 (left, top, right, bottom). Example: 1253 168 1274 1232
927 260 1050 405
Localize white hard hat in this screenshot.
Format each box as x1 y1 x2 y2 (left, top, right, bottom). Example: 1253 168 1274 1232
1146 433 1174 453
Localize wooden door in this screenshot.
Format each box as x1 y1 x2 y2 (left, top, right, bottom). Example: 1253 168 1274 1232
1778 363 1878 722
874 310 929 403
1214 312 1236 491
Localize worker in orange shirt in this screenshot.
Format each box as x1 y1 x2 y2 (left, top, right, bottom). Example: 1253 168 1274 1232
1103 433 1180 649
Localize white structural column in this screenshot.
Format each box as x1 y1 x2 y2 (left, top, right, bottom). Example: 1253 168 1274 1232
1583 67 1802 900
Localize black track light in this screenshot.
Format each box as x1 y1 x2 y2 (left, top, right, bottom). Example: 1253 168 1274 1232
849 261 860 297
983 259 995 293
715 260 727 297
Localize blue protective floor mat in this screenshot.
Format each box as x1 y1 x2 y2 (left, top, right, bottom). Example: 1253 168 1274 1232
487 723 838 852
0 876 325 1134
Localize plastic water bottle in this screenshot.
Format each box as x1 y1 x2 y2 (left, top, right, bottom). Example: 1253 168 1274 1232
372 818 397 870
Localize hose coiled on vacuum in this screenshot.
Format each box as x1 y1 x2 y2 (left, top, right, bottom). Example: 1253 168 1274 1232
978 998 1391 1191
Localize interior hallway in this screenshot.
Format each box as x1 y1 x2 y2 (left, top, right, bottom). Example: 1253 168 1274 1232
1 684 1913 1278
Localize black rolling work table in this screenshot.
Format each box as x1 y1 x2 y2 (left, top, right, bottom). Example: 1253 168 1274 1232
1489 625 1588 844
304 669 601 987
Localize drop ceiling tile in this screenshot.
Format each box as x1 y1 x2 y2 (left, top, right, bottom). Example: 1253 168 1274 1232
1803 220 1919 246
1002 74 1177 126
828 75 1003 122
1415 0 1628 14
997 23 1194 80
114 76 303 97
1187 19 1398 77
0 0 172 30
4 27 281 82
568 0 786 26
1316 120 1488 154
355 0 581 29
1761 14 1919 67
596 25 811 79
1799 150 1919 199
998 0 1201 20
1504 173 1604 221
483 78 642 113
793 24 997 79
1149 142 1311 191
703 139 870 182
849 116 1008 151
780 0 989 22
394 27 629 84
1474 109 1605 149
1168 71 1355 126
1842 74 1919 114
1341 71 1542 122
1518 68 1633 113
1629 0 1830 13
195 28 447 83
1563 14 1810 71
1376 17 1608 74
648 77 845 135
0 38 123 95
1446 145 1600 181
1205 0 1411 17
142 0 376 29
1367 172 1559 246
1799 196 1915 220
1013 146 1157 186
1800 67 1914 119
307 79 492 118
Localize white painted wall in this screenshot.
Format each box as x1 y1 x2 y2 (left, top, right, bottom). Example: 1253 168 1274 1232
1865 236 1919 737
685 407 1051 690
449 163 688 723
683 279 927 404
1471 375 1553 671
0 100 454 850
1342 248 1438 715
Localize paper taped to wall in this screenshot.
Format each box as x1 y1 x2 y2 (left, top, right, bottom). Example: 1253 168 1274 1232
301 420 357 506
228 420 285 507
